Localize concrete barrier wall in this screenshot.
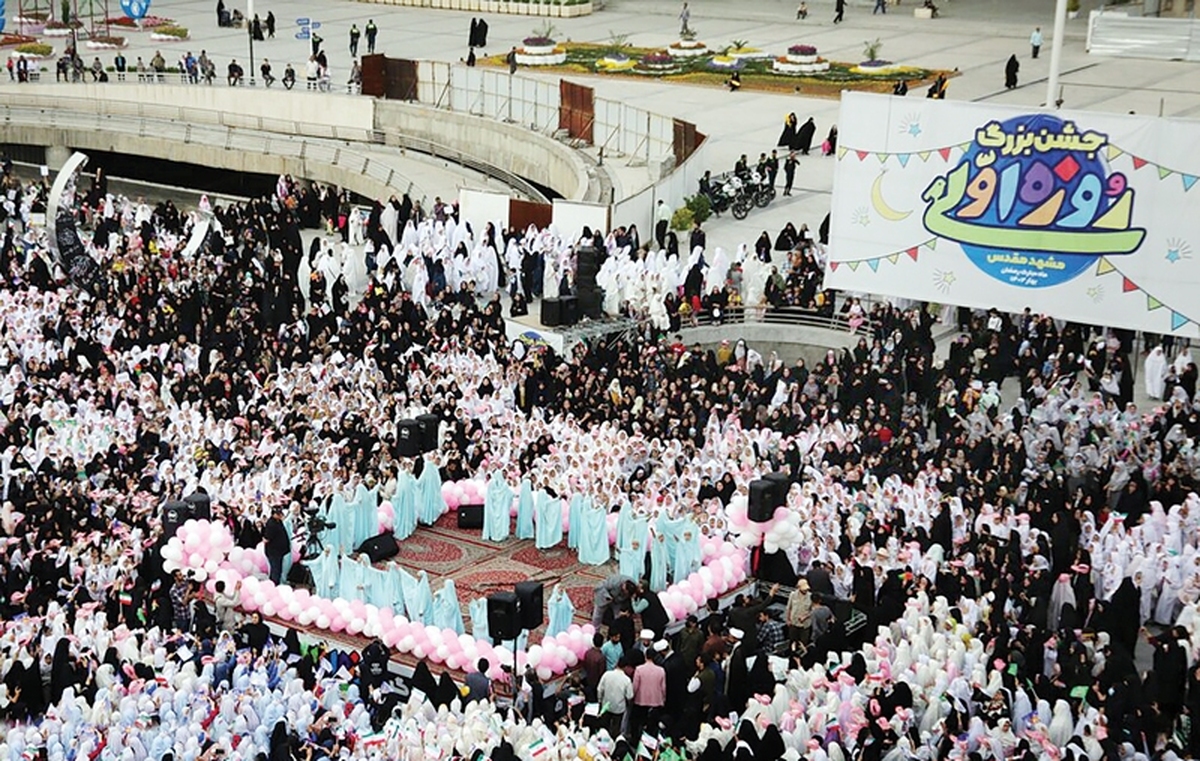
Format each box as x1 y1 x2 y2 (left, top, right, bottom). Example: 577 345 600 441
11 83 377 136
373 100 591 200
679 322 858 367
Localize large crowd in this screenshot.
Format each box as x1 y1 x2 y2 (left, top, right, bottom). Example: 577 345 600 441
0 159 1198 761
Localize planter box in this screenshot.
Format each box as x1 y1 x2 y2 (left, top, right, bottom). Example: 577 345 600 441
151 32 190 42
43 27 75 37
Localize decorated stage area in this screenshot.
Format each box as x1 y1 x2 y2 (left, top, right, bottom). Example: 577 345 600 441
386 509 617 634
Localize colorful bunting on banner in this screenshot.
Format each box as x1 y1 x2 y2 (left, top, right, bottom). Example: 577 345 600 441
837 141 1195 186
1094 257 1194 331
829 239 937 273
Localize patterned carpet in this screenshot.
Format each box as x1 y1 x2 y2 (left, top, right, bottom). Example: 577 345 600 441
371 516 619 641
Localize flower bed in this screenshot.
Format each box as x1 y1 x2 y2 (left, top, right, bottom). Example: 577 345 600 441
773 56 830 75
42 22 81 38
12 42 53 58
727 46 771 60
106 15 174 28
515 46 566 65
483 42 949 97
0 34 40 48
786 45 819 65
852 59 903 75
86 36 128 50
150 26 189 41
595 54 635 72
668 39 708 58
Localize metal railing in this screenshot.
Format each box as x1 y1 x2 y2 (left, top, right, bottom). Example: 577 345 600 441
686 304 878 336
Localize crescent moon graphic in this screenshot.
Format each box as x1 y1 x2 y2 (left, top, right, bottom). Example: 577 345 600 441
870 170 912 222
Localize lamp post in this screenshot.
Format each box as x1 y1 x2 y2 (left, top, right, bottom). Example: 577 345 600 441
247 0 255 85
1045 0 1067 109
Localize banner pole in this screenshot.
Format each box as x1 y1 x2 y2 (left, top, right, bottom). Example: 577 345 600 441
1045 0 1068 109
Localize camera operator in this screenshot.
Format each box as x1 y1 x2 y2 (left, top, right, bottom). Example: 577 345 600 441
263 506 291 584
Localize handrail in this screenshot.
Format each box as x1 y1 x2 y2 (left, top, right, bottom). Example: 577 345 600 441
684 304 877 337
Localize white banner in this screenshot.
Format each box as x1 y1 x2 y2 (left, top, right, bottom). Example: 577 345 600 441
827 93 1200 336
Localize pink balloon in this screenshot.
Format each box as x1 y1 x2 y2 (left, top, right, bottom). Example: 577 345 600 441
536 666 553 681
413 645 426 659
330 616 347 633
445 654 461 670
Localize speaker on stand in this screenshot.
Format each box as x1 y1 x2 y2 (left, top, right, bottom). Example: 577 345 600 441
397 419 421 457
487 591 520 642
576 246 603 319
515 581 544 631
416 413 440 453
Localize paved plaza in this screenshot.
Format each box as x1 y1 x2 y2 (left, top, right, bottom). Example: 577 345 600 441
26 0 1200 250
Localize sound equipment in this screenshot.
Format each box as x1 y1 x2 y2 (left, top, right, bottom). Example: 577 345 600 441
763 471 791 507
748 480 775 523
287 562 314 587
457 503 484 529
162 500 191 536
541 298 562 327
356 532 400 562
184 491 212 520
576 247 603 319
397 419 421 457
416 413 440 453
754 549 799 585
487 591 520 642
561 295 579 326
515 580 545 630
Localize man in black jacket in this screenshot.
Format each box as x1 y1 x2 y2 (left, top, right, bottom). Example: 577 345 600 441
263 507 291 584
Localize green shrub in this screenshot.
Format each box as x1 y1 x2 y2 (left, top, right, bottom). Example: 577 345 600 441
670 206 694 231
684 193 712 225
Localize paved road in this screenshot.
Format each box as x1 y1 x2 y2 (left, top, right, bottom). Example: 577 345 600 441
27 0 1200 252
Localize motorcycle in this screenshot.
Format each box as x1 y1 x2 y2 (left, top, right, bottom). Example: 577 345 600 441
749 169 776 208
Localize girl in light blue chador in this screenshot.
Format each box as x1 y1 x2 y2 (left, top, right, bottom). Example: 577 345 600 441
577 497 610 566
534 489 563 549
673 514 703 583
546 583 575 637
567 492 584 550
469 596 490 641
399 566 433 624
482 470 514 542
383 562 407 615
648 527 669 592
349 483 379 550
338 554 372 602
392 467 418 540
309 545 341 599
431 579 465 635
618 504 649 581
322 491 350 554
416 456 444 525
515 477 535 540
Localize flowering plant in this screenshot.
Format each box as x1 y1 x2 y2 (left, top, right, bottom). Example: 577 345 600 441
641 51 673 65
788 45 817 55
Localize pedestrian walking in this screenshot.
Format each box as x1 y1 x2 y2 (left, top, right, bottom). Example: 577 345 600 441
350 24 360 57
365 20 378 54
679 2 691 35
266 11 275 38
1030 26 1043 58
1004 54 1019 90
783 152 797 196
834 0 845 23
507 46 518 74
873 0 887 14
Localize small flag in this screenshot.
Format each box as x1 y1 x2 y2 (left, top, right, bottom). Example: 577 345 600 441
897 154 911 167
1131 156 1148 170
1122 277 1138 293
1094 257 1115 276
937 147 951 162
906 247 919 262
867 258 879 272
1171 311 1190 331
528 738 549 759
1147 295 1164 311
1184 175 1198 191
1157 166 1172 180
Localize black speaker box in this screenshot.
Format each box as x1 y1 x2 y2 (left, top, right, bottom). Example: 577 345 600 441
748 480 775 523
515 580 544 630
541 298 562 327
416 413 440 453
488 591 520 642
458 503 484 529
561 295 579 326
396 419 421 457
163 500 192 536
763 471 791 507
184 491 212 520
356 532 400 563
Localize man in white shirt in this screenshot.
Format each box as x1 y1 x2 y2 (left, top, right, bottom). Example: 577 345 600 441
654 200 672 251
596 657 633 739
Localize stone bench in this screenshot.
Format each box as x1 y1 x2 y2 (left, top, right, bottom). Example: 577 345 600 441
914 6 933 17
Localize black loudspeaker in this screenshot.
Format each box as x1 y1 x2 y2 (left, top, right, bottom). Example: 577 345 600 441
356 532 400 563
748 480 775 523
396 419 421 457
763 471 791 507
576 247 602 318
416 413 440 453
488 591 520 642
184 491 212 520
541 298 562 327
561 295 579 326
163 500 191 536
515 580 544 630
457 503 484 529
